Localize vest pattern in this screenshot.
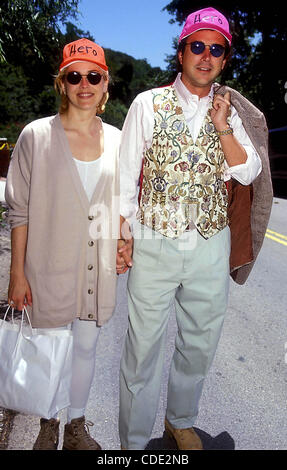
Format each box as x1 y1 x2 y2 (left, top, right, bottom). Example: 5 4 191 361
137 86 229 239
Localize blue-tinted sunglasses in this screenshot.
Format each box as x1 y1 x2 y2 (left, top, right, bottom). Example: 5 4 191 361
186 41 226 58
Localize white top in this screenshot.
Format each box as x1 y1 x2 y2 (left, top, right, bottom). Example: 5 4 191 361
73 156 102 201
120 73 262 223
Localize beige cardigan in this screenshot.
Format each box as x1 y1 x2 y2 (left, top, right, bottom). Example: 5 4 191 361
5 114 121 328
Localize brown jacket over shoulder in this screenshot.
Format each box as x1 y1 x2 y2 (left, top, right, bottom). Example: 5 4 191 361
216 86 273 285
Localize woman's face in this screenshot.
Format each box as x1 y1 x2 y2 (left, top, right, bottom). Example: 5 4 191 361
62 61 108 112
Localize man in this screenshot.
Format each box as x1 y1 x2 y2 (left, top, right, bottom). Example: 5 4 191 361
117 7 273 450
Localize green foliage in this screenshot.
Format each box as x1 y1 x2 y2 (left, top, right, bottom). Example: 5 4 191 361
105 49 172 107
0 1 171 141
0 202 7 226
163 1 287 128
102 99 129 130
0 1 81 142
3 1 284 142
0 1 79 68
0 63 33 122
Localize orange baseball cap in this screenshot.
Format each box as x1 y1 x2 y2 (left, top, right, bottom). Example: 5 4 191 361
60 38 108 72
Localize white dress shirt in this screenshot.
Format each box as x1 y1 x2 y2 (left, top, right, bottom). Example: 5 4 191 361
120 73 262 225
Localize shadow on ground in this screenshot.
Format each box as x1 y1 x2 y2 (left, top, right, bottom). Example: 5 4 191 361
146 428 235 450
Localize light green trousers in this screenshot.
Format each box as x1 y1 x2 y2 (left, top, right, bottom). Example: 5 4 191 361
119 226 231 450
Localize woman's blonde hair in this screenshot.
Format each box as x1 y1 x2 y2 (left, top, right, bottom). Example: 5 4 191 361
54 68 109 115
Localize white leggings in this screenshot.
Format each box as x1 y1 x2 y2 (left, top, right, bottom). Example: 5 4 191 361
51 318 101 422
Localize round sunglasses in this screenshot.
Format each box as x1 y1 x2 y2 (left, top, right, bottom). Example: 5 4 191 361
65 71 103 85
186 41 226 58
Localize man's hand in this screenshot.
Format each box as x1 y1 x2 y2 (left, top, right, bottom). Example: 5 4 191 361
211 91 231 131
210 91 247 167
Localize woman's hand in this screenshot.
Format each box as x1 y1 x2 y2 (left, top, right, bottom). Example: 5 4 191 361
8 225 31 310
8 273 32 311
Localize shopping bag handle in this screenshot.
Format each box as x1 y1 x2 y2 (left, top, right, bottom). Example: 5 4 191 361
2 304 16 323
2 304 33 333
20 306 33 333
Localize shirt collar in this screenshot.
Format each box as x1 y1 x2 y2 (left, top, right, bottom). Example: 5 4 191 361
173 73 215 106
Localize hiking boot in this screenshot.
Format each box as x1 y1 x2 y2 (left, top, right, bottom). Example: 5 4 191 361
33 418 60 450
62 416 101 450
165 418 203 450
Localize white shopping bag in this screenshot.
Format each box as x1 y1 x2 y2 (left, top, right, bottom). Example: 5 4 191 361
0 306 73 418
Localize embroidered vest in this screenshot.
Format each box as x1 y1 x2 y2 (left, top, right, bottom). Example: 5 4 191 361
137 86 229 239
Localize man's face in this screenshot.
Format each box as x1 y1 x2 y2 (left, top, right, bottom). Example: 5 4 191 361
178 30 227 97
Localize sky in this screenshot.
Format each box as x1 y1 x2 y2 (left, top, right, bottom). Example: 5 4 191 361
73 0 182 70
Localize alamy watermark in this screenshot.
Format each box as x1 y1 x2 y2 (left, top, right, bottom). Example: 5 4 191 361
87 197 199 250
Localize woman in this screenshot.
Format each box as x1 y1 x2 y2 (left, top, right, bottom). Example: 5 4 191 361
5 38 121 450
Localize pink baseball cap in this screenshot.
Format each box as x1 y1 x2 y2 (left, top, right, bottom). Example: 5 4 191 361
179 7 232 45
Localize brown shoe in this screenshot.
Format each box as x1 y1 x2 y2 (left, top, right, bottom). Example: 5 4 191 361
33 418 60 450
165 418 203 450
62 416 101 450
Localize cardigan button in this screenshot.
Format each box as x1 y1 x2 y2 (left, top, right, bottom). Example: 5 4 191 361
88 264 93 270
88 314 94 319
88 215 94 220
88 241 94 247
88 289 94 295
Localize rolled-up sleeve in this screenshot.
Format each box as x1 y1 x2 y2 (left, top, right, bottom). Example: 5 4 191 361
5 127 32 228
120 92 153 223
224 107 262 185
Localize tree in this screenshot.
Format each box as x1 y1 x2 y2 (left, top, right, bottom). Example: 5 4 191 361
0 0 79 63
0 1 81 94
0 2 170 141
0 2 96 140
163 1 287 128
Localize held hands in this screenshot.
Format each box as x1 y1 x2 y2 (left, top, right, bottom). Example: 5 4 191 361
116 217 133 275
211 91 231 132
116 238 133 274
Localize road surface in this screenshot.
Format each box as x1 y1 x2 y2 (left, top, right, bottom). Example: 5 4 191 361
2 197 287 451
